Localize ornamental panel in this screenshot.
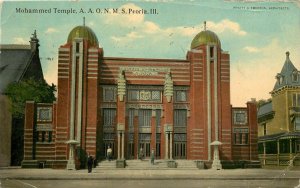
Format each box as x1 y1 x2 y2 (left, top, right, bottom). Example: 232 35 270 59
37 107 52 122
233 110 248 125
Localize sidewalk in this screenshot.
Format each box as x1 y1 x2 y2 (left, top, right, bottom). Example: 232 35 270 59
0 168 299 180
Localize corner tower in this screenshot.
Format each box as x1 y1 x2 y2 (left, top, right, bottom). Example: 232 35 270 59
187 22 232 162
55 22 103 169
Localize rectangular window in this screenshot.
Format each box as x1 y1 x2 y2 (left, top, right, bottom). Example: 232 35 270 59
263 123 267 135
138 109 152 127
293 94 297 107
128 109 135 129
210 46 214 58
103 109 116 127
239 133 243 144
36 131 40 142
128 89 161 102
295 117 300 131
42 131 46 142
174 109 187 127
175 91 187 102
128 90 139 101
76 42 80 53
292 93 300 107
48 131 52 142
156 109 161 128
244 133 248 144
233 128 249 145
103 87 116 102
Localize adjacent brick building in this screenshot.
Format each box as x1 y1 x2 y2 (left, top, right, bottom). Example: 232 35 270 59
22 23 258 169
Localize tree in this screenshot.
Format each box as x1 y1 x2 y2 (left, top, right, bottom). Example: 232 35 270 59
5 78 56 165
5 78 56 118
256 98 272 109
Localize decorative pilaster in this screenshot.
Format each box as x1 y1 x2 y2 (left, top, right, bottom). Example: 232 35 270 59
117 71 126 102
164 72 173 103
117 123 125 160
164 124 173 160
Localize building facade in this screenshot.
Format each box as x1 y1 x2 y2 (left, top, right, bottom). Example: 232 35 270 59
258 52 300 167
22 23 258 169
0 31 44 167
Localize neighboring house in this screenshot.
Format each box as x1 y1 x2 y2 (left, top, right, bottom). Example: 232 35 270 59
0 31 44 166
258 52 300 168
23 23 258 169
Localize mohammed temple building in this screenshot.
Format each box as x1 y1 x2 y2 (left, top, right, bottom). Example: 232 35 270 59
22 22 258 169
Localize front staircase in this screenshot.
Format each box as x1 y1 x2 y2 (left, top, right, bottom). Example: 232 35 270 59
96 159 199 170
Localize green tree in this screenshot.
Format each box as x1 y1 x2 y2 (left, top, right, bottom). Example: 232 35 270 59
5 78 56 118
5 78 56 165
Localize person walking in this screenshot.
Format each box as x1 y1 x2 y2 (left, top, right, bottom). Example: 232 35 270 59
151 148 155 165
107 146 112 161
139 147 144 160
87 154 93 173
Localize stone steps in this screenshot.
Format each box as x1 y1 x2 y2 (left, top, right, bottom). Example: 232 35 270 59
96 159 200 170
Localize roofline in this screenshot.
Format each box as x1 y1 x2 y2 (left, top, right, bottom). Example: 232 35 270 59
270 85 300 95
103 56 189 63
0 44 31 50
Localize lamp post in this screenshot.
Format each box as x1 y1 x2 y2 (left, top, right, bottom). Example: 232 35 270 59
210 140 222 170
66 139 79 170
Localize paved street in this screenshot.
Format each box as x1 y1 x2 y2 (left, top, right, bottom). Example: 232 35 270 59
0 168 299 188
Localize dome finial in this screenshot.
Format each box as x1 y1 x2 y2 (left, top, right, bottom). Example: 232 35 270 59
83 17 85 26
204 21 206 31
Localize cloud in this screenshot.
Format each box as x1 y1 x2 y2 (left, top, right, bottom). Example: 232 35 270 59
44 58 58 86
231 38 299 106
207 19 247 36
103 3 144 27
243 46 259 53
106 3 247 44
111 31 144 43
45 28 59 34
13 37 28 44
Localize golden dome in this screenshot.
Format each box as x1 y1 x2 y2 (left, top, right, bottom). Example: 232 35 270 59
67 26 99 46
191 30 221 49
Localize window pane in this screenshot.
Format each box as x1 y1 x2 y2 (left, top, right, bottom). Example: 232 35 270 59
292 94 297 106
139 110 151 127
103 109 116 127
174 110 187 127
176 91 187 102
128 109 134 128
104 88 116 102
295 117 300 131
152 91 161 101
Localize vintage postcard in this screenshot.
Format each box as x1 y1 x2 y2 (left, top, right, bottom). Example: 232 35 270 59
0 0 300 187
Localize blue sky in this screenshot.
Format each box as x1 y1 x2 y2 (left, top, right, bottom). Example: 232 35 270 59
1 0 300 106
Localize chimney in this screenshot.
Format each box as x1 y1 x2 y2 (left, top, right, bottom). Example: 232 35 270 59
29 30 39 52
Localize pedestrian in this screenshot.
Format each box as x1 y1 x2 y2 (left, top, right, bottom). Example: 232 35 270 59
87 154 93 173
151 148 155 165
139 147 144 160
107 146 112 161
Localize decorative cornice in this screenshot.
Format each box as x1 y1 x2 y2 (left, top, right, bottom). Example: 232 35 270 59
119 66 170 76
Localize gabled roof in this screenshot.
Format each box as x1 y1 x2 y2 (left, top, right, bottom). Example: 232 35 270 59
272 52 300 92
0 45 33 93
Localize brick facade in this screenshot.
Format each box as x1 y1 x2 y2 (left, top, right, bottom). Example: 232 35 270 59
22 25 258 169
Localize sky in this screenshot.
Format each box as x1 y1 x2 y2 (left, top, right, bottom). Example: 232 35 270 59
1 0 300 107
